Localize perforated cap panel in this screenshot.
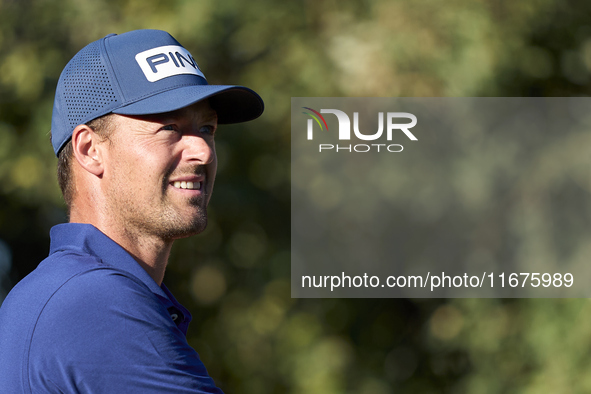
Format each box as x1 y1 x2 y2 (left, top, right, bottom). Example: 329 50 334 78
60 41 118 131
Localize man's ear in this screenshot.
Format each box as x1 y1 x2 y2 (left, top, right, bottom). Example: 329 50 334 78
71 124 105 176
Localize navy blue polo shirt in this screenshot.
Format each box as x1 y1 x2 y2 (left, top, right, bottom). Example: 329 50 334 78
0 223 223 393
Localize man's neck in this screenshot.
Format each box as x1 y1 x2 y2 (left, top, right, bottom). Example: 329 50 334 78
69 210 172 286
112 227 173 286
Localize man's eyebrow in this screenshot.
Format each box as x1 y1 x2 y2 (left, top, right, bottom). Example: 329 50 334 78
173 106 218 122
141 107 218 123
201 109 218 122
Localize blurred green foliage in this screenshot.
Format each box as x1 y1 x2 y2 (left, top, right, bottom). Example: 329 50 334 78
2 0 591 392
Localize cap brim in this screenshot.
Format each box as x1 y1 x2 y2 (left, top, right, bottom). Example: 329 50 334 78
112 85 264 124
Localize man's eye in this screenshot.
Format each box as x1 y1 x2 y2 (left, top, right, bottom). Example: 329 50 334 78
201 125 216 135
161 125 177 131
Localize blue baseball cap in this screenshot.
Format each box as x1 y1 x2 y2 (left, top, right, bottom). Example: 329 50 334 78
51 29 264 156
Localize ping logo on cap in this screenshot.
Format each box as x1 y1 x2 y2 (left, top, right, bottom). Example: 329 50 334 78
135 45 206 82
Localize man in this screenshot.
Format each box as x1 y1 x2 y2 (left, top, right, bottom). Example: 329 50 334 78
0 29 263 393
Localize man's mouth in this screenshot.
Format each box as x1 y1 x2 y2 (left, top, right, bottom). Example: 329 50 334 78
172 181 202 190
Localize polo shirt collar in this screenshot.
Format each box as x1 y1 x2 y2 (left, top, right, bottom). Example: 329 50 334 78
49 223 192 330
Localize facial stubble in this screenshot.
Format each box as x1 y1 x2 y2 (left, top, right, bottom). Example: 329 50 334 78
108 173 210 242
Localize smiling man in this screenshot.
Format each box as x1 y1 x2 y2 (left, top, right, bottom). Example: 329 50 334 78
0 30 263 393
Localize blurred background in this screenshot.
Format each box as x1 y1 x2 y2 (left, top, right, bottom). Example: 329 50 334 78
2 0 591 392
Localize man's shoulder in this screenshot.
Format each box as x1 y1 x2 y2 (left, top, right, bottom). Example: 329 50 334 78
0 249 161 392
28 257 167 338
1 248 147 312
0 249 209 394
0 249 157 345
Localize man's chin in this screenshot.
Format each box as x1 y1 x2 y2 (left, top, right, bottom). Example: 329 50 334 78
169 216 208 240
177 224 207 239
155 207 209 240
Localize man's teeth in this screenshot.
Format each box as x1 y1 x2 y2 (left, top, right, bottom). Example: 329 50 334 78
173 181 201 190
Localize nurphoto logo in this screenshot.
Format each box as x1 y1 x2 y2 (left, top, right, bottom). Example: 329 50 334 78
302 107 417 153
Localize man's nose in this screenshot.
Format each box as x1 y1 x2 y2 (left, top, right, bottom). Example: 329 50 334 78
183 135 215 165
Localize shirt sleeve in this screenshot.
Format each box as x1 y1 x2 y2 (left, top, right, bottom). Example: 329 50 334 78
27 269 224 394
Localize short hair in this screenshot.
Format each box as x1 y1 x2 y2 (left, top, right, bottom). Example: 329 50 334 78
54 114 114 211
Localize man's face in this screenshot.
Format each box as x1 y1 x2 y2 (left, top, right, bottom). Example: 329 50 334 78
101 100 218 241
